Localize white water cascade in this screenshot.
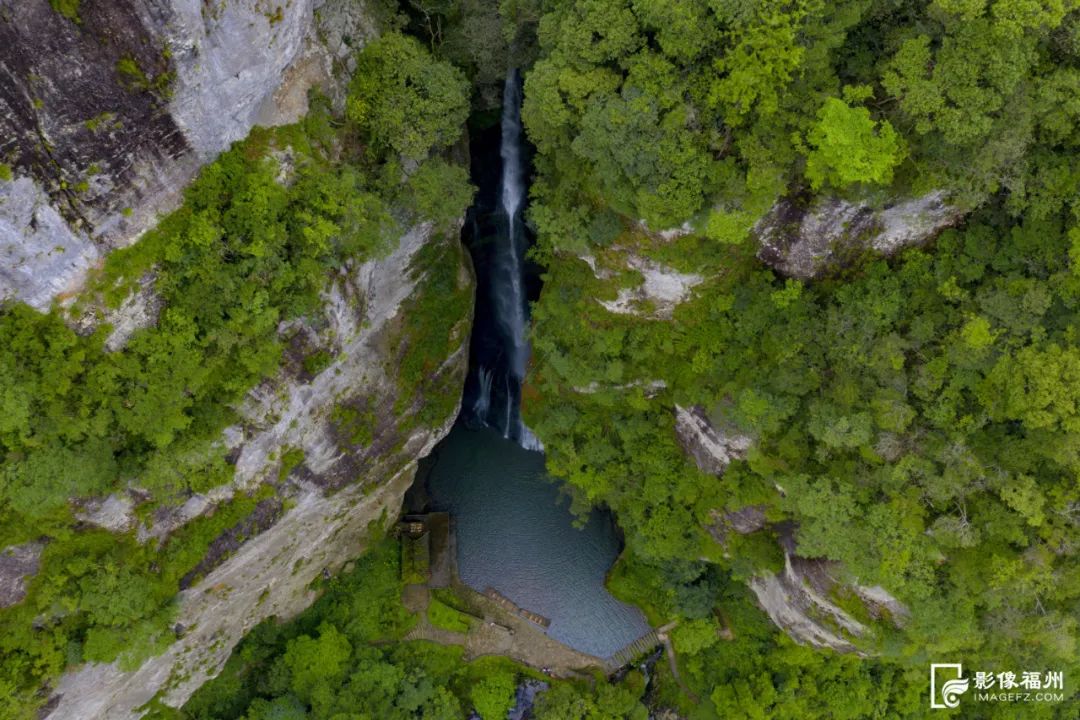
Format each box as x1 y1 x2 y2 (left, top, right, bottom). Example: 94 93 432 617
472 366 493 420
490 68 542 451
498 69 529 383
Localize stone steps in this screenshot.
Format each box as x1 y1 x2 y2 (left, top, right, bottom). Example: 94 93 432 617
605 630 661 671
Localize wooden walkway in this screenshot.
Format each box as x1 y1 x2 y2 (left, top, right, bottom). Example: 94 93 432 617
483 587 552 628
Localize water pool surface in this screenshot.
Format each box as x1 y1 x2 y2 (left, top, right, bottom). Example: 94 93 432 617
424 423 650 659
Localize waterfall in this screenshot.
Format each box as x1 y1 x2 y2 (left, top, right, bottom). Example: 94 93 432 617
472 366 493 420
498 69 529 382
518 421 544 452
462 68 543 452
504 374 513 439
500 71 524 244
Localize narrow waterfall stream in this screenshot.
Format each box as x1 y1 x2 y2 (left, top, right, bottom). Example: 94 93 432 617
467 70 542 450
415 71 649 660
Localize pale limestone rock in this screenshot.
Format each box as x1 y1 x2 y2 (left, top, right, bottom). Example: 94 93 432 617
747 527 910 653
755 190 963 279
165 0 318 159
571 379 667 396
854 584 910 625
48 468 425 719
710 505 768 537
130 223 464 544
136 482 238 545
0 176 100 310
43 224 472 719
874 192 962 255
0 541 44 609
231 223 444 490
673 405 752 476
0 0 372 308
596 255 703 319
96 272 162 350
749 552 868 655
583 250 703 319
75 495 136 534
635 218 694 242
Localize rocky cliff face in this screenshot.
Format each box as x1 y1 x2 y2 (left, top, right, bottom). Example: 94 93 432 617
672 392 911 655
755 190 964 279
747 531 910 655
0 5 479 716
0 0 373 310
43 223 474 719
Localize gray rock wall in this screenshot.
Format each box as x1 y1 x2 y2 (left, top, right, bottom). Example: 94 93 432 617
166 0 317 159
755 190 964 279
0 0 363 309
0 176 100 309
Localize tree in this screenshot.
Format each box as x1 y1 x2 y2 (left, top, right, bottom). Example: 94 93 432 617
347 34 470 161
533 681 648 720
470 669 516 719
405 159 475 230
803 98 903 190
282 625 352 702
672 617 721 656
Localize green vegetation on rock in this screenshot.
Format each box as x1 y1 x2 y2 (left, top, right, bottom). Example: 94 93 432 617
0 33 472 719
48 0 80 23
516 0 1080 716
5 0 1080 718
427 597 471 632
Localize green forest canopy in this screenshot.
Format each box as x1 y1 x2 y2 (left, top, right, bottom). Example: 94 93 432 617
519 0 1080 717
2 0 1080 718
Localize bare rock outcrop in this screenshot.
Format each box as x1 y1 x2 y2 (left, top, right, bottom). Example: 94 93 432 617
748 529 911 654
0 176 101 310
74 494 137 534
581 250 703 320
596 255 702 319
755 190 964 279
0 541 44 609
674 405 752 476
0 0 367 309
749 552 869 654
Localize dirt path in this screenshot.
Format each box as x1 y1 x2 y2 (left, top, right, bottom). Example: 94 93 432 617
656 621 699 702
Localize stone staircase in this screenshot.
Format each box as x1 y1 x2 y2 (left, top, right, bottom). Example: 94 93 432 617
605 629 661 672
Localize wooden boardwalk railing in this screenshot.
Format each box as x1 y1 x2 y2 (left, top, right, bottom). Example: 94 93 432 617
483 586 552 628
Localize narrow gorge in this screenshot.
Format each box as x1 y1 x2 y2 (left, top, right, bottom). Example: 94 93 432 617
417 70 650 662
2 0 1079 718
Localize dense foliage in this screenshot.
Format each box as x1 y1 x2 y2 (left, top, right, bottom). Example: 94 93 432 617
519 0 1080 717
0 34 472 718
522 0 1080 249
5 0 1080 718
168 539 649 720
